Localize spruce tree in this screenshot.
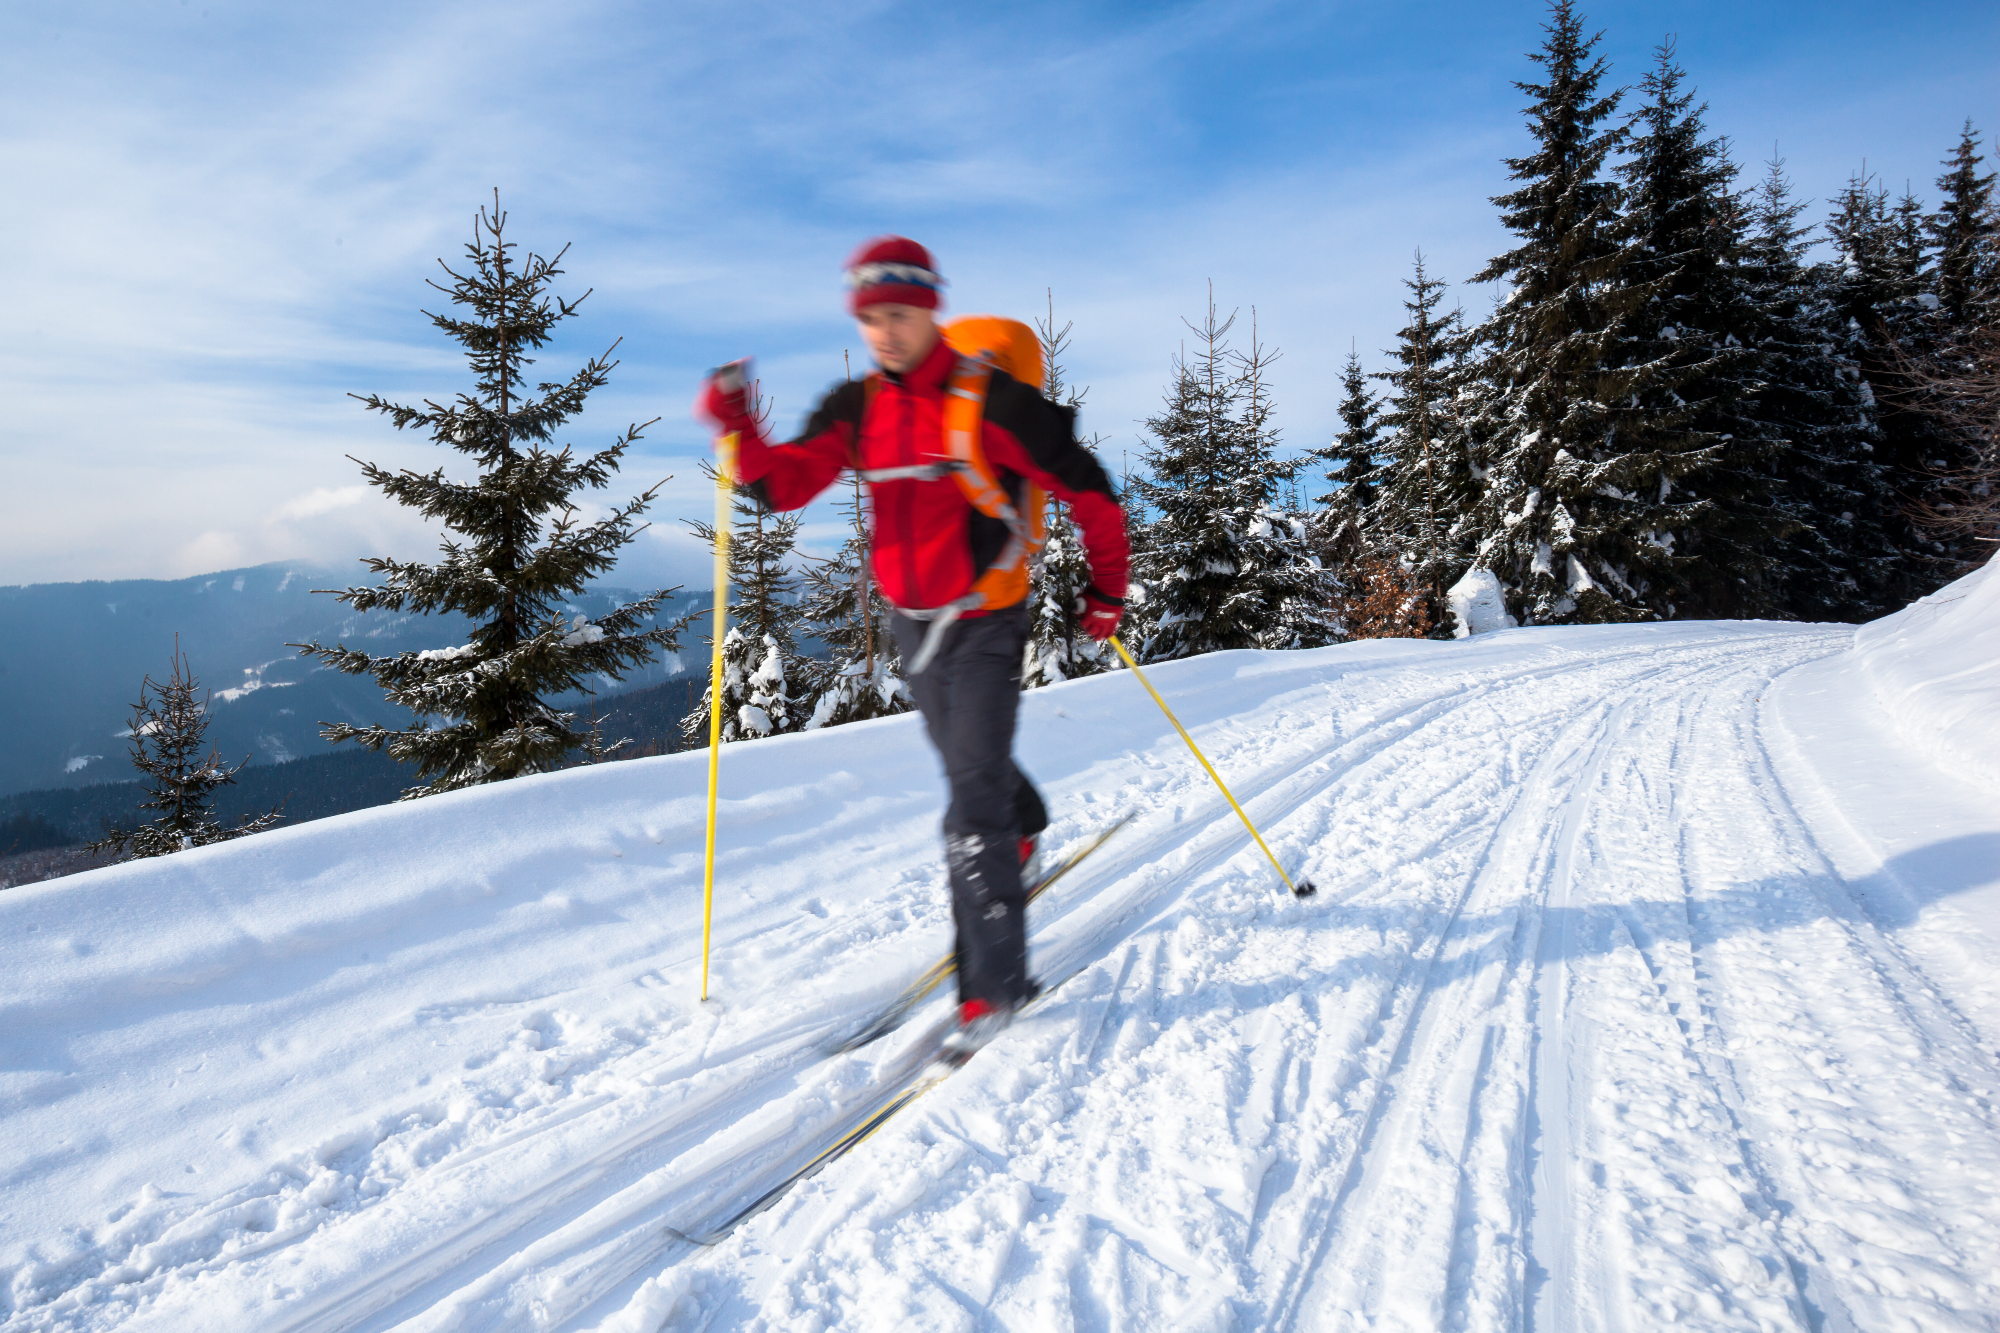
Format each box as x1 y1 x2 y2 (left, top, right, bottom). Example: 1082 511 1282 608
1368 252 1475 625
679 452 812 746
1132 292 1332 660
1314 345 1384 565
1023 297 1114 686
1927 122 1998 330
296 199 685 796
1462 2 1718 624
1612 39 1786 618
1327 346 1384 506
1023 505 1107 685
1827 170 1964 590
1239 321 1343 649
1741 158 1901 620
89 641 285 859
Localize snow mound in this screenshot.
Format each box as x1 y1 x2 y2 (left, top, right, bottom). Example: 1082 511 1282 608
1447 566 1516 637
1852 552 2000 790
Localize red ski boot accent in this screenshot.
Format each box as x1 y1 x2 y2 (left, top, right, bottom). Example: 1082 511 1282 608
942 996 1016 1062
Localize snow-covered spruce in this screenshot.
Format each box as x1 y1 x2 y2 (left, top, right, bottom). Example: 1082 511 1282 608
1129 293 1337 659
796 470 914 729
680 458 813 746
88 643 284 858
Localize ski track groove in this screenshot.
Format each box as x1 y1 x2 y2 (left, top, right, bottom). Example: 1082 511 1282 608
23 623 1997 1333
584 638 1737 1331
94 646 1400 1333
1259 650 1720 1331
1667 653 2000 1331
1263 630 1850 1333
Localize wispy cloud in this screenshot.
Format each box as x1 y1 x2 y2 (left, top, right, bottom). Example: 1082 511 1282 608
2 0 1993 587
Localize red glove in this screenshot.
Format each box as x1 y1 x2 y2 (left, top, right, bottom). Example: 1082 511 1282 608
695 359 754 432
1075 584 1124 642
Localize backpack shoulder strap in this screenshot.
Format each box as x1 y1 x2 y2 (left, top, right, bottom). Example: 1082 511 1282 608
941 357 1019 524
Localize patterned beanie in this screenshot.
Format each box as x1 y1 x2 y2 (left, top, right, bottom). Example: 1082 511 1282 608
845 236 944 314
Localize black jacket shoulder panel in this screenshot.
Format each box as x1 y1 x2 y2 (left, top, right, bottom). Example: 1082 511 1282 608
978 369 1116 498
792 378 867 448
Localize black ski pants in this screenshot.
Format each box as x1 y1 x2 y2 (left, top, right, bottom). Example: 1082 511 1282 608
893 605 1048 1008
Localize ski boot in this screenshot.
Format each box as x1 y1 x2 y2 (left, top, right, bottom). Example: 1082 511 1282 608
940 996 1021 1065
1019 832 1043 888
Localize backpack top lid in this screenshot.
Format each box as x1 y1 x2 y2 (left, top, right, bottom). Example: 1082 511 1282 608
942 315 1043 394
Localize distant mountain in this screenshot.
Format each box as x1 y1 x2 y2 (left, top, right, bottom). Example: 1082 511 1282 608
1 747 414 845
0 562 698 798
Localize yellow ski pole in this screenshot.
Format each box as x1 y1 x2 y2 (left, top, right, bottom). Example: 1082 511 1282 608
1107 635 1315 897
701 431 738 1001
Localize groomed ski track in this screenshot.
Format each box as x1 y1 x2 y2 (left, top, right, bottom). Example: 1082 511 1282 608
4 621 1997 1331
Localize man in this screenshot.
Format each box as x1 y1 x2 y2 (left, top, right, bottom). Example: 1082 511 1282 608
696 236 1129 1054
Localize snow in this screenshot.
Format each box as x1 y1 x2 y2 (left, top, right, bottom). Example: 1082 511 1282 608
560 616 606 648
3 609 1998 1331
1852 553 2000 791
1446 566 1515 636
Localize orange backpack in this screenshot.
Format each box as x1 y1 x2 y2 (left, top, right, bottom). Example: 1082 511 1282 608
860 315 1049 632
939 315 1048 612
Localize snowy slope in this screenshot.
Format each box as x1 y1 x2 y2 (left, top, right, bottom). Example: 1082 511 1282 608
3 606 1997 1332
1852 555 2000 791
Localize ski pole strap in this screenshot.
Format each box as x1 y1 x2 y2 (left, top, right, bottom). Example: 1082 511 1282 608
1107 635 1312 897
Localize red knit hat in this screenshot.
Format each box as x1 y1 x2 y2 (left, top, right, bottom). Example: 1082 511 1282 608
845 236 944 313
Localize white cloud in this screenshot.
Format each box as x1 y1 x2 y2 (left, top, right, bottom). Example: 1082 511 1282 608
2 0 1989 587
273 486 370 522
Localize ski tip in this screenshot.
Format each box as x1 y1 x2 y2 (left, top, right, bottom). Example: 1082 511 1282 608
1292 878 1318 898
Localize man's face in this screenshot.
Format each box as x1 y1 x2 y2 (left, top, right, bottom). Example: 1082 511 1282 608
855 303 941 374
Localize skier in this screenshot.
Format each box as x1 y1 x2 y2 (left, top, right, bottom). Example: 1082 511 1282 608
696 236 1130 1055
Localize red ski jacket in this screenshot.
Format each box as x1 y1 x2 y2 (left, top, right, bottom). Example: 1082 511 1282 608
728 337 1129 615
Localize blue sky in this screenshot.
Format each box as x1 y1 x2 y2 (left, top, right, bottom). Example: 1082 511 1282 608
3 0 1995 592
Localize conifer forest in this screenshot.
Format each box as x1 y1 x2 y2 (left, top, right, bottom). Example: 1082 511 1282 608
697 0 1997 751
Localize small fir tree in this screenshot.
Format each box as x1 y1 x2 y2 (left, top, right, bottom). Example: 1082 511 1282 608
1238 316 1343 649
1023 296 1113 686
679 428 813 746
296 198 685 796
1315 344 1385 563
89 640 285 859
1023 507 1107 685
799 467 914 728
1131 292 1331 659
1368 252 1475 626
1927 122 1999 330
